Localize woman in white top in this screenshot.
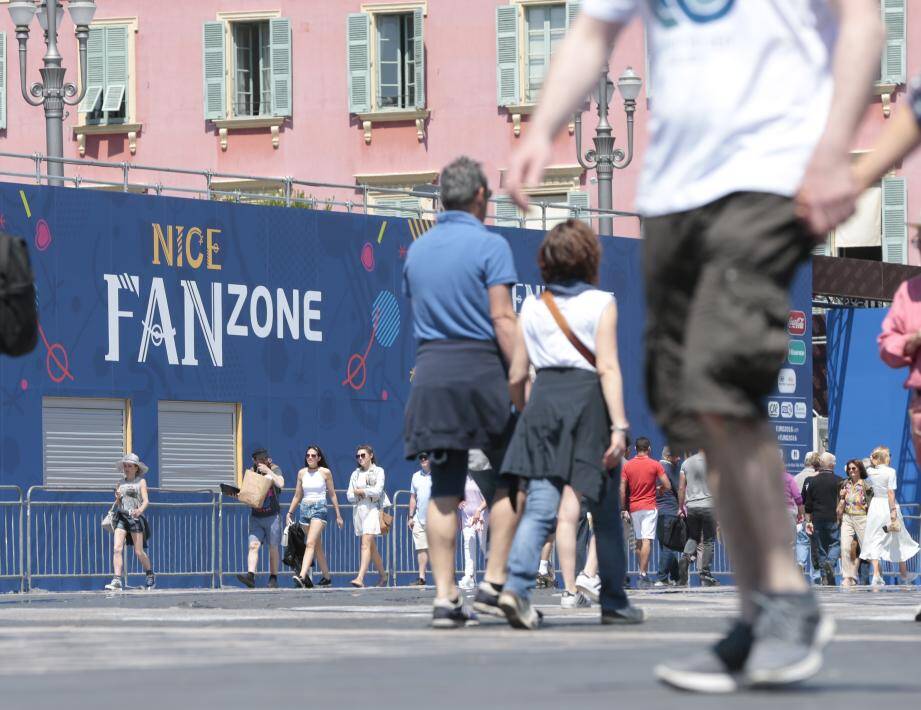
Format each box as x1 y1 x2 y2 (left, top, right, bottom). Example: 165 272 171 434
286 445 343 588
346 444 388 588
498 219 638 629
860 446 919 585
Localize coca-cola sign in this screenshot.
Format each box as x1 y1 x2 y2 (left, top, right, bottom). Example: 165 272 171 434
787 310 806 336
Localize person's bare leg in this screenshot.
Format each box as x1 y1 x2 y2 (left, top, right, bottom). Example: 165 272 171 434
130 531 152 571
638 539 652 576
701 415 808 621
247 541 260 574
112 529 126 577
353 535 372 584
483 487 525 586
371 539 387 585
316 537 330 577
870 558 882 579
299 520 325 579
556 485 581 592
583 535 598 577
428 495 462 600
417 550 429 579
269 545 279 576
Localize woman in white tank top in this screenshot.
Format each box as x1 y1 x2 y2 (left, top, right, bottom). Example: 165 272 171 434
286 445 343 588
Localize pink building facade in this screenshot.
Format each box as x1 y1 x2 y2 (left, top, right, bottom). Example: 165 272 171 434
0 0 915 252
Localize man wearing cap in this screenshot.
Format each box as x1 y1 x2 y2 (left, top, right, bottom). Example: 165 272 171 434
236 448 285 589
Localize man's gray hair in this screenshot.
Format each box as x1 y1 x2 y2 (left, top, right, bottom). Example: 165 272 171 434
439 156 489 211
819 452 836 469
804 451 819 468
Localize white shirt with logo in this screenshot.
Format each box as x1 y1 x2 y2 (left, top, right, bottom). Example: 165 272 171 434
582 0 837 217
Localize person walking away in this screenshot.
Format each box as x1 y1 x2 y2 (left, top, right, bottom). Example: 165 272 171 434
677 451 719 587
802 453 843 586
655 447 683 587
860 446 920 586
783 470 805 559
286 445 343 588
505 0 882 690
236 448 285 589
794 452 821 582
105 453 154 591
403 157 522 628
499 220 641 629
459 464 489 590
836 459 870 587
408 454 433 586
620 438 671 588
346 445 389 588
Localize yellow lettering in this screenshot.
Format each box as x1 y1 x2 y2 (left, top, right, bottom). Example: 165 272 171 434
185 227 204 269
207 228 222 271
152 223 172 266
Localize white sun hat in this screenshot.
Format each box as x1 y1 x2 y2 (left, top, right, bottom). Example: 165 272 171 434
116 453 149 475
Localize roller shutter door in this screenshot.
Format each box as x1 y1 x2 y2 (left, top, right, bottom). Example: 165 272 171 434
42 397 127 487
158 401 237 490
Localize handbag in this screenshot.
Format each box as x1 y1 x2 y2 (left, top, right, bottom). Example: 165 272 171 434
379 490 394 535
101 505 118 534
664 515 688 552
237 469 274 508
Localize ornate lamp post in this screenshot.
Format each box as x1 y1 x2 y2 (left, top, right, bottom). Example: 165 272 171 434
574 64 642 236
8 0 97 187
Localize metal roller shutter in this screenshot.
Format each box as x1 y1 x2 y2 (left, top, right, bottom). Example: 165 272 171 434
42 398 127 488
158 401 237 490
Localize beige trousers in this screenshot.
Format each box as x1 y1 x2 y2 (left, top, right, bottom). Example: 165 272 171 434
840 513 867 582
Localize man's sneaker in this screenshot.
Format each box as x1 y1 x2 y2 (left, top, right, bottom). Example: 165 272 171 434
653 580 668 588
236 572 256 589
535 571 555 589
575 572 600 603
744 592 834 689
432 596 479 629
561 590 591 609
700 573 721 587
267 575 278 589
655 621 753 693
473 581 505 617
144 571 156 590
498 590 544 630
104 577 123 591
317 577 332 587
458 575 476 590
601 604 645 625
915 605 921 622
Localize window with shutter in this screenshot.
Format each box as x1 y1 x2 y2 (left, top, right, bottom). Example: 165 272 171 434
881 175 907 264
42 398 128 488
203 21 227 121
78 25 130 126
494 196 522 227
524 3 566 103
372 196 422 218
158 401 239 490
567 189 591 225
270 17 292 117
79 27 105 117
880 0 906 85
347 13 371 113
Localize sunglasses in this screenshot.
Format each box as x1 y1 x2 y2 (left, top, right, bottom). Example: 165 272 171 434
306 453 318 458
356 453 368 459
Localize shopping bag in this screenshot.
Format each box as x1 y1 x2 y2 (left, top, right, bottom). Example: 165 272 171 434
237 470 273 508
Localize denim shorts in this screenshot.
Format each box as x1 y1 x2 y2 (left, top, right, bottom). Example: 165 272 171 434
248 514 282 547
298 501 328 525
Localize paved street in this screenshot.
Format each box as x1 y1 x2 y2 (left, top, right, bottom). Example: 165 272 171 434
0 585 918 710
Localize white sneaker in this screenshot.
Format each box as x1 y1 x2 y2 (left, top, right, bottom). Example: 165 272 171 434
576 572 600 603
104 577 123 591
870 575 886 587
561 590 591 609
458 575 476 590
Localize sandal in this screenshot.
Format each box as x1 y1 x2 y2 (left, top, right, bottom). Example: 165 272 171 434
350 579 364 588
377 572 389 588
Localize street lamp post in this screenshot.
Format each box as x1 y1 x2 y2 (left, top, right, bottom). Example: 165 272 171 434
8 0 97 187
574 64 642 236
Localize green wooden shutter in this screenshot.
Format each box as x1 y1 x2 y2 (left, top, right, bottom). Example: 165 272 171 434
881 0 906 84
566 1 581 28
493 196 521 227
101 26 128 114
270 17 292 117
375 197 421 217
413 7 425 109
0 33 7 130
567 189 591 224
202 21 226 121
496 6 519 106
347 13 371 114
79 27 105 114
882 176 907 264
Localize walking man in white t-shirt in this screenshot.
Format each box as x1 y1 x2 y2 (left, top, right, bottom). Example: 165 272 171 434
506 0 883 693
408 454 433 586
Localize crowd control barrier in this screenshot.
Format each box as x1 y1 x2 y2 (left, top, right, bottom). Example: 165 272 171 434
5 487 920 592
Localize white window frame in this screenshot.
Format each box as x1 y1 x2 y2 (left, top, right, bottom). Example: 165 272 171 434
76 17 138 128
215 10 282 121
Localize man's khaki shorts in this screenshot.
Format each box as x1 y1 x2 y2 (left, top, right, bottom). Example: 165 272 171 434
412 519 429 551
642 192 812 450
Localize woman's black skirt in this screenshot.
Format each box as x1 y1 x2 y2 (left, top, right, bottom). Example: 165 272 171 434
501 367 611 503
404 339 512 459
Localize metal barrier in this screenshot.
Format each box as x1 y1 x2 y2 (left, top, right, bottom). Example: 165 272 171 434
26 487 216 591
0 486 24 591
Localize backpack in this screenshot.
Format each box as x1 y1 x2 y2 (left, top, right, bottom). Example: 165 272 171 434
0 232 38 356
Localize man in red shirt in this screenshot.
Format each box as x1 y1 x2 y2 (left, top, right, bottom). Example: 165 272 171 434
621 437 672 587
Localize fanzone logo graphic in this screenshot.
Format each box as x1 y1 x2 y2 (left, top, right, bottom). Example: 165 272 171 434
788 340 807 366
780 402 794 419
768 401 780 418
787 311 807 336
778 368 797 394
794 402 808 419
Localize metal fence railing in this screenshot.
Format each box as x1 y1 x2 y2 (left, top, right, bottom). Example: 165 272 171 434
4 485 920 592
